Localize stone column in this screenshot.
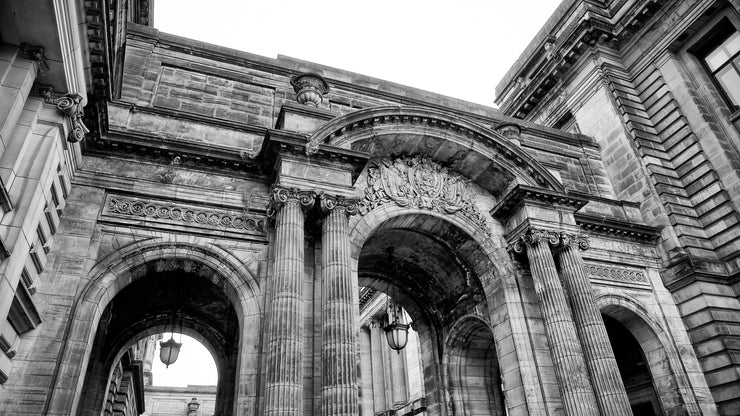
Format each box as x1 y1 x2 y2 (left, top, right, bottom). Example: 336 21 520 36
319 194 360 416
264 187 316 416
511 229 599 416
556 233 633 416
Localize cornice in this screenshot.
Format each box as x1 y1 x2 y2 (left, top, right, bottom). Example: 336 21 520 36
490 184 588 219
574 212 661 242
496 0 669 119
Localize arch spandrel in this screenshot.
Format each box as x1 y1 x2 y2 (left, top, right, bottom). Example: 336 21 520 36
307 105 565 197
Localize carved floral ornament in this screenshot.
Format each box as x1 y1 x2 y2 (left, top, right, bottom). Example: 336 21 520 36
38 85 89 143
358 155 491 236
509 228 589 255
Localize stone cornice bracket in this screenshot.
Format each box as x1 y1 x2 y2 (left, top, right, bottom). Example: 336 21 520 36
267 186 317 218
490 184 588 220
19 43 49 76
318 193 359 217
38 85 89 143
290 72 330 109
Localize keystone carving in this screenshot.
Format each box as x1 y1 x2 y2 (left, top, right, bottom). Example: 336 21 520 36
290 72 330 108
39 85 89 143
359 156 491 235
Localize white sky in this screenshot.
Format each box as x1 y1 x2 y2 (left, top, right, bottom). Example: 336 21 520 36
150 0 562 387
151 334 218 386
154 0 563 107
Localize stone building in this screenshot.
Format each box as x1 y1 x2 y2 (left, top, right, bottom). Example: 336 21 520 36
0 1 734 416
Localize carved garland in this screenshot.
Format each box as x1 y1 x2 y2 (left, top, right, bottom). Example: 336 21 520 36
39 86 89 143
359 156 491 235
107 196 266 233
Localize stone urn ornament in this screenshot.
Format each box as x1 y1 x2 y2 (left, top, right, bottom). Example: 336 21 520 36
290 72 330 107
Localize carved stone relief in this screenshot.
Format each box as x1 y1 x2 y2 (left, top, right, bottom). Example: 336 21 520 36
359 156 491 235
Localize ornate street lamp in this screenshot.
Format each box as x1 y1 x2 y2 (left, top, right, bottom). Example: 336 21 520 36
384 301 410 351
384 247 410 352
159 335 182 368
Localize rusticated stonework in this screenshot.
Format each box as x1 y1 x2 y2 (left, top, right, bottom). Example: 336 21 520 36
359 156 491 235
103 194 266 236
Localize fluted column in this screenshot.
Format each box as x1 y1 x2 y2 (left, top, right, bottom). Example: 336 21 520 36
264 187 316 416
320 194 360 416
511 229 599 416
556 233 633 416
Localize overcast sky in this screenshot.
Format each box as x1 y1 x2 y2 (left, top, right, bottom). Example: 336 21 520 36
150 0 562 387
154 0 562 107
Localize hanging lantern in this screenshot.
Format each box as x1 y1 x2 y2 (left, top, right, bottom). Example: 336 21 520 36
384 320 410 351
159 336 182 368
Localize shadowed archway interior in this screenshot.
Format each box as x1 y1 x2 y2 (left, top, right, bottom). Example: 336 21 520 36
77 267 240 416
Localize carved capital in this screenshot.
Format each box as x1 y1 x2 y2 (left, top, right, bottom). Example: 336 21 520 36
558 232 590 251
319 193 359 217
268 186 317 216
19 43 49 76
39 85 89 143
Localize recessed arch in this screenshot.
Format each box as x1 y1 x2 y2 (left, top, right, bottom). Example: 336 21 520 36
44 236 263 416
309 105 564 196
597 293 701 415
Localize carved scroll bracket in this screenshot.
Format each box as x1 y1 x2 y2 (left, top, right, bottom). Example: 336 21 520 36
39 85 89 143
358 156 492 236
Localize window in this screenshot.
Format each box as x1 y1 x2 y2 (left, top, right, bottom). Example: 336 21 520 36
703 30 740 109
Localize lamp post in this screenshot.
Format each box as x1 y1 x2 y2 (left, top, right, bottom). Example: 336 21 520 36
384 247 411 351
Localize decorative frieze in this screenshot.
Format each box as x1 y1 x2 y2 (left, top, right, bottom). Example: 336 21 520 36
39 85 89 143
583 264 648 284
359 156 491 235
103 194 266 236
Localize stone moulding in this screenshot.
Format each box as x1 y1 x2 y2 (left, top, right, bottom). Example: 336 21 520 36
584 263 649 286
103 194 266 237
359 155 492 236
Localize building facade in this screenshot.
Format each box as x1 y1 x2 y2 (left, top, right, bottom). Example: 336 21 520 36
0 0 733 416
495 1 740 414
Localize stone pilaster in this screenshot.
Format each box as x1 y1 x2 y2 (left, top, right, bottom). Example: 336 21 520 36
511 228 599 416
264 186 316 416
556 233 633 416
319 194 360 416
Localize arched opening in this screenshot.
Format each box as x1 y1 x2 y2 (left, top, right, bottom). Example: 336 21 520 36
355 213 503 416
445 316 505 416
77 264 240 416
602 314 661 416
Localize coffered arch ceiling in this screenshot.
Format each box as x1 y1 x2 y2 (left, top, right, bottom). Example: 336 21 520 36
309 106 564 197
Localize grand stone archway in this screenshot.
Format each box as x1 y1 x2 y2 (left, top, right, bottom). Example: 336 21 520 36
42 238 262 416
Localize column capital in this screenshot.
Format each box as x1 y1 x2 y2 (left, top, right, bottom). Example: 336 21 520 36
318 192 359 217
508 227 589 255
268 186 317 215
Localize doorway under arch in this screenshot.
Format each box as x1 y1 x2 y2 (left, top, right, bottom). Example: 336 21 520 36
77 264 240 416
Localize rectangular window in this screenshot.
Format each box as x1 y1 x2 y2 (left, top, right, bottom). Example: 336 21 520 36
704 31 740 108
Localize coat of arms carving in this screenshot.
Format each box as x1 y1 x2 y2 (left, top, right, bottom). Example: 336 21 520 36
360 156 491 235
